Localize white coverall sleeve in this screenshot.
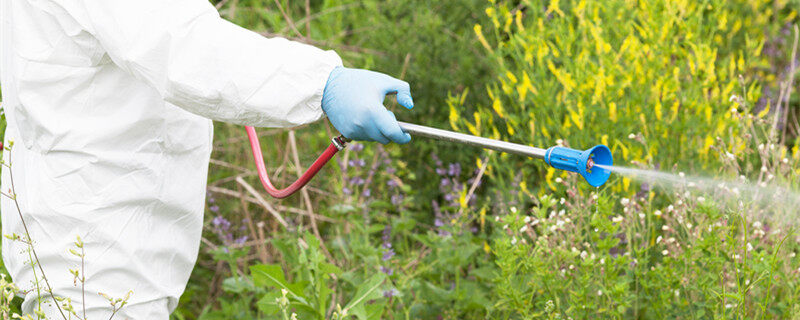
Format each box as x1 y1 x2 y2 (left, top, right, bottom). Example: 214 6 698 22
59 0 342 127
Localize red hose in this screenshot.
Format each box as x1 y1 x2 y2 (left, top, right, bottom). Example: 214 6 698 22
245 126 346 199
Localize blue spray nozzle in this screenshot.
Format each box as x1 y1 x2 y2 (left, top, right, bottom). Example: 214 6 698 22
545 145 613 187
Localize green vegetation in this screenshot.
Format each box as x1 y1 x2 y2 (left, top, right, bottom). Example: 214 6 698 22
2 0 800 319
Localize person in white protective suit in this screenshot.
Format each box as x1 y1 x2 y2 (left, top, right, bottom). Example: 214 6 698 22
0 0 415 318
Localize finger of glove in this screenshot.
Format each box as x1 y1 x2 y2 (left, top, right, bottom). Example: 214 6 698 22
376 109 411 144
365 121 391 144
381 76 414 109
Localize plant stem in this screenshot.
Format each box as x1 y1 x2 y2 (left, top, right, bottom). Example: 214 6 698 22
6 157 69 320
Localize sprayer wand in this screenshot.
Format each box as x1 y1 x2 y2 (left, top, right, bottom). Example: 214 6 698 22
246 122 613 199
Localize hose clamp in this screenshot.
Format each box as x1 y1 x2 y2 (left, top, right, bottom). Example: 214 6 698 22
332 136 348 150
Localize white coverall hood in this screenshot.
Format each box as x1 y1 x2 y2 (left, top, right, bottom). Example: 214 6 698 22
0 0 341 318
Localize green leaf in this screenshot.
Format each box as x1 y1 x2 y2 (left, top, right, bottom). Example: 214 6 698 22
320 262 343 276
250 264 306 301
344 273 386 312
221 276 255 294
255 291 281 315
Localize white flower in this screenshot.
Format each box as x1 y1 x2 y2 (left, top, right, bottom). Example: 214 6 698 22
783 158 789 164
519 225 528 233
555 177 563 183
523 216 532 223
746 242 753 252
761 166 768 172
667 205 674 211
758 143 765 151
597 290 603 296
628 133 636 139
639 213 646 219
560 197 566 204
592 194 599 200
494 216 500 222
678 172 685 178
654 210 663 217
726 152 735 159
697 196 705 202
686 223 693 229
580 251 588 260
730 107 738 113
612 216 624 223
662 250 669 256
674 289 680 297
729 94 738 102
556 139 564 146
511 207 518 213
620 198 630 205
502 224 508 230
511 237 517 245
662 225 670 231
656 236 663 244
599 258 605 265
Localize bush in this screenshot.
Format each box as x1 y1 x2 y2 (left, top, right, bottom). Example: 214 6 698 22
451 0 799 195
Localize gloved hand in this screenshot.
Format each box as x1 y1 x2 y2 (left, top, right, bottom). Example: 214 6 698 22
322 67 414 144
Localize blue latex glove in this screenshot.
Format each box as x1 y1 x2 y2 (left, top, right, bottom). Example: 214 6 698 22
322 67 414 144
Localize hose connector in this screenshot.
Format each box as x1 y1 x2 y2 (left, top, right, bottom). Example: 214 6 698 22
544 145 613 187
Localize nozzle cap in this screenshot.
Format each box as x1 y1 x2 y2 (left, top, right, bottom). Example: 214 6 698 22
544 145 613 187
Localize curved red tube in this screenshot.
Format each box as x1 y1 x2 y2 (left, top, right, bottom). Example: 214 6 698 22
245 126 346 199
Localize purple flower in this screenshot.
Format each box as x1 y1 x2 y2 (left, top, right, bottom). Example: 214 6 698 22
342 186 352 195
383 248 395 261
434 219 444 227
387 179 399 188
431 154 442 166
363 189 371 197
349 177 365 185
448 163 461 177
436 168 447 176
212 216 231 230
383 288 398 297
210 205 220 213
382 225 391 240
391 194 404 205
351 143 364 152
381 266 394 276
348 159 366 168
234 236 248 245
440 178 450 187
386 167 396 175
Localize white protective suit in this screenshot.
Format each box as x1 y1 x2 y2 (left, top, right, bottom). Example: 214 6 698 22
0 0 341 318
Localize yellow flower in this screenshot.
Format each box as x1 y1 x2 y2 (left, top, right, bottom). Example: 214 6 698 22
474 24 493 52
608 102 617 122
